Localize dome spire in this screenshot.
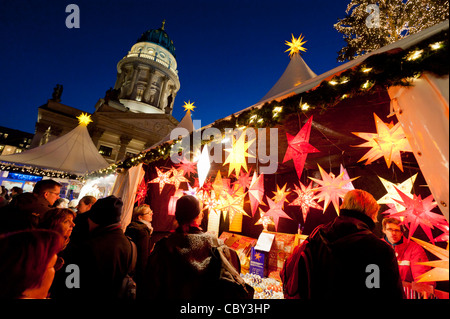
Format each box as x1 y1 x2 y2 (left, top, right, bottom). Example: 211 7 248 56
161 19 166 30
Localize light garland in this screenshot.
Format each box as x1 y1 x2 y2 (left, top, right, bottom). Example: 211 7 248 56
83 28 448 177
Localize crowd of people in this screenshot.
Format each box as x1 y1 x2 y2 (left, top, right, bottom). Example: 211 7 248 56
0 180 436 299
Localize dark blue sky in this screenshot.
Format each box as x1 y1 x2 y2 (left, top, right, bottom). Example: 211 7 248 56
0 0 350 134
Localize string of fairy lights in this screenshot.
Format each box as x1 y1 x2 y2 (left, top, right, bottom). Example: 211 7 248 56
2 28 447 181
79 28 448 180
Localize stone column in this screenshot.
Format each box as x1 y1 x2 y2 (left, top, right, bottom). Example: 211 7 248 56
89 127 105 147
117 135 132 161
157 76 169 110
144 69 156 102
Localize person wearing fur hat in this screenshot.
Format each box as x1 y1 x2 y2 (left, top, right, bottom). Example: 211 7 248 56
139 195 248 299
52 195 134 299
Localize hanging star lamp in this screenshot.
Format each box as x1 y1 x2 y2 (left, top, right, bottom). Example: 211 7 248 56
340 164 355 191
271 183 291 206
233 169 253 191
289 181 322 223
223 130 255 177
135 177 148 205
175 156 197 177
352 113 413 172
216 191 249 223
168 167 189 192
197 145 211 188
388 187 447 243
77 113 93 126
262 196 293 231
377 174 418 212
255 207 275 231
148 167 172 194
248 172 265 217
283 116 319 179
411 237 449 283
309 164 358 215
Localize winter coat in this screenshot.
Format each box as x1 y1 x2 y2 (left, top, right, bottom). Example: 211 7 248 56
139 226 241 299
56 223 132 299
281 209 404 299
125 220 152 284
383 236 432 284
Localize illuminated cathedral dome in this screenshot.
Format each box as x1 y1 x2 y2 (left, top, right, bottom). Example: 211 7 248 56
136 20 176 57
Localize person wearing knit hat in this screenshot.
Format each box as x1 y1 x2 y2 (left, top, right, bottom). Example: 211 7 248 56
87 195 123 226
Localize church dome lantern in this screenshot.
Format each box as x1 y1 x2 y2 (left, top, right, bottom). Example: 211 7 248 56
113 20 180 115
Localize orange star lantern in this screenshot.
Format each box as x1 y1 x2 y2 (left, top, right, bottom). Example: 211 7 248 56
149 167 172 194
223 130 255 177
353 113 412 171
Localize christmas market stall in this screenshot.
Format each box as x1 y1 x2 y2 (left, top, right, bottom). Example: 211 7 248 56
0 114 111 200
87 21 449 299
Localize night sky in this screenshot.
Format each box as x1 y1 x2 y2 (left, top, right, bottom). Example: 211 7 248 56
0 0 350 134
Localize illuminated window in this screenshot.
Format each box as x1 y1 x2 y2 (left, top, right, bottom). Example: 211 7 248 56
98 145 112 157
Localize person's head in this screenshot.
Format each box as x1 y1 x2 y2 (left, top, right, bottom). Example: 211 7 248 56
132 204 153 223
382 217 403 244
87 195 123 227
39 208 76 246
0 229 64 299
33 180 62 206
76 195 97 213
11 187 23 197
175 195 203 229
340 189 380 222
7 192 40 229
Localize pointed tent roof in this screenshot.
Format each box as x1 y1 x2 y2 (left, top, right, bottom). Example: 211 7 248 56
259 52 317 103
0 122 109 175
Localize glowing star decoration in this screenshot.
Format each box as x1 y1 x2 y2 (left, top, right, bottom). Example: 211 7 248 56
263 196 293 231
377 174 417 212
196 145 211 188
175 156 197 177
248 172 265 217
182 100 196 112
234 169 252 191
340 164 355 191
216 192 249 222
389 187 447 244
271 183 291 206
183 183 198 197
411 237 449 283
135 178 148 205
148 167 172 194
77 113 93 126
283 116 320 179
285 33 307 57
353 113 413 172
255 208 276 231
309 164 357 215
168 167 189 192
289 181 323 223
223 131 255 177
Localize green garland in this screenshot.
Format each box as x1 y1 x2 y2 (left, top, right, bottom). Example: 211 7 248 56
84 28 448 179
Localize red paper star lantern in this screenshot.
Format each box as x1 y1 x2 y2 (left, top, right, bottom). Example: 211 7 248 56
283 116 320 179
248 172 265 217
289 181 322 223
262 196 293 231
388 187 448 243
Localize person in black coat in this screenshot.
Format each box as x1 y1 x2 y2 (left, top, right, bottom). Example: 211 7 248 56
282 189 404 299
125 204 153 285
53 195 133 299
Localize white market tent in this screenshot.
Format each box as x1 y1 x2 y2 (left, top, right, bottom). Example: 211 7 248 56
0 121 109 176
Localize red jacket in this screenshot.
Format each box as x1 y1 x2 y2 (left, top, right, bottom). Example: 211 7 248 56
383 236 432 284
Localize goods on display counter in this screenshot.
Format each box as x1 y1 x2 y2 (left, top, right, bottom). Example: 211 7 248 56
219 230 308 299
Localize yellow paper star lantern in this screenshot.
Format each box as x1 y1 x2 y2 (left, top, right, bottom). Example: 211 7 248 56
183 100 196 112
411 237 449 283
353 113 413 172
377 174 417 212
77 113 93 126
285 33 307 57
223 131 255 177
271 183 291 206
